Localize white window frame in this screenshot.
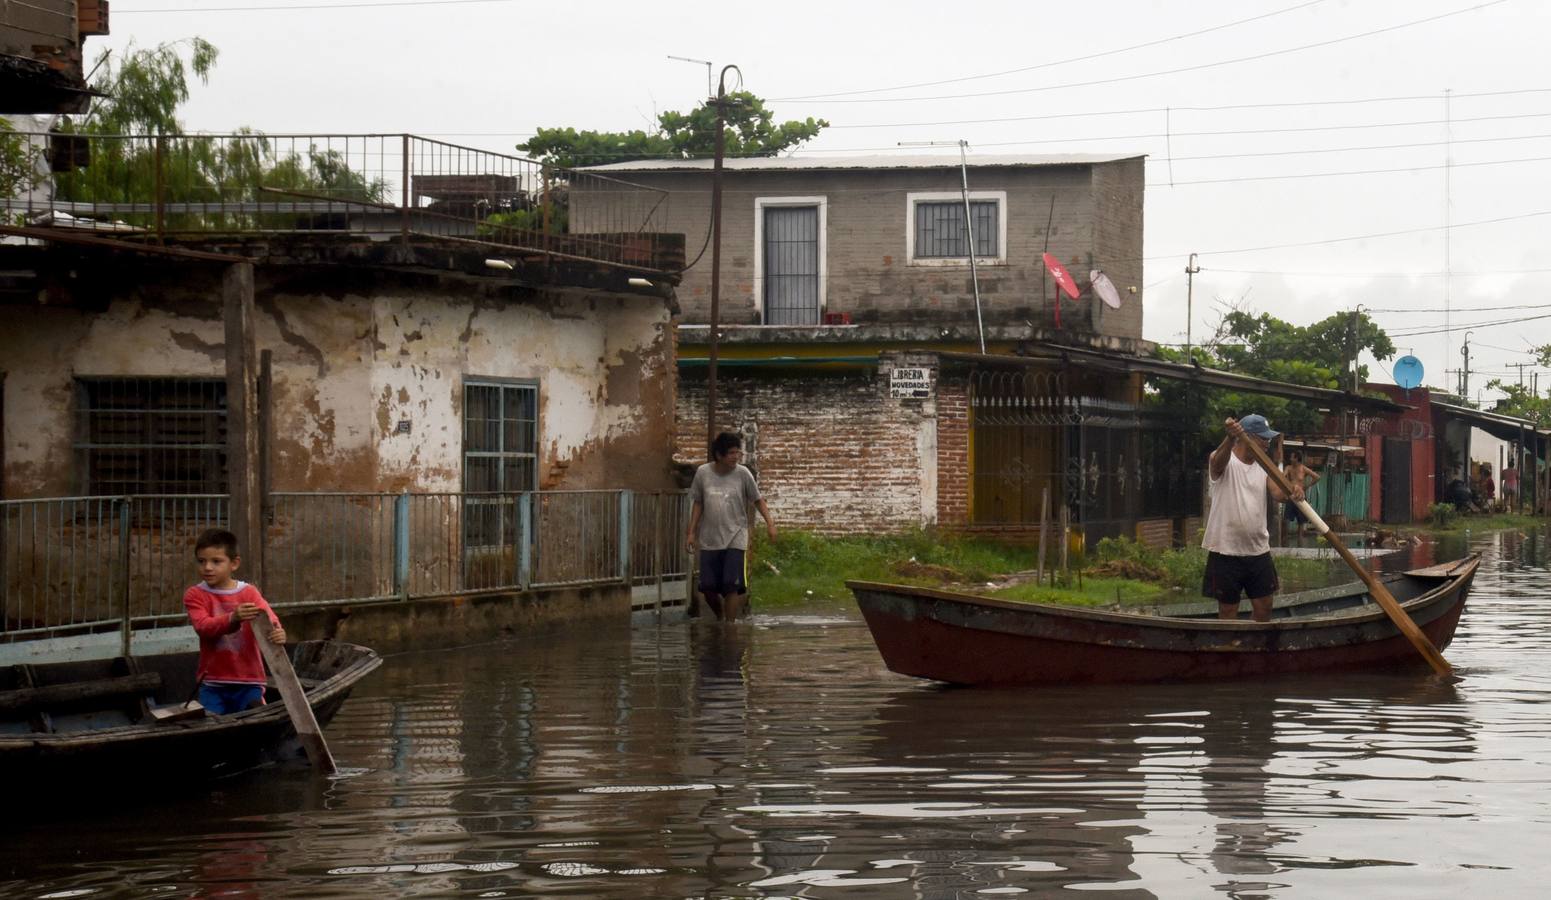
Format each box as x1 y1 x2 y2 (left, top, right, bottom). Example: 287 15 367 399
753 196 828 323
905 190 1008 267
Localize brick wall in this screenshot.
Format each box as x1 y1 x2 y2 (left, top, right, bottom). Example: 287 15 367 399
675 357 941 533
936 374 970 526
583 162 1143 340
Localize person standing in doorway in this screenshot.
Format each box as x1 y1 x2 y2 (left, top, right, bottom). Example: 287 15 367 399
1282 451 1322 537
686 431 777 621
1503 457 1520 511
1202 415 1304 623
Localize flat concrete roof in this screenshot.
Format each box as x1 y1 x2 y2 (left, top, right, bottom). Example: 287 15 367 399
581 153 1145 174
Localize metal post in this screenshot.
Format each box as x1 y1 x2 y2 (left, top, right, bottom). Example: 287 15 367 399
956 140 987 354
707 65 739 458
400 133 410 242
1185 253 1200 363
517 492 533 590
118 500 131 659
618 490 633 583
393 492 410 599
655 492 666 618
153 135 166 242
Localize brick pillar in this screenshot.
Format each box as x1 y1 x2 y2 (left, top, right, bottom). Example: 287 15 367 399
937 375 970 526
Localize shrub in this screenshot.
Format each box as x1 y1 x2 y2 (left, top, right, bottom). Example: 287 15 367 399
1428 502 1458 527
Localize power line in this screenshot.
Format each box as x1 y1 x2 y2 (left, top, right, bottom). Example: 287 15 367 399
1162 131 1551 164
118 0 515 12
779 0 1327 100
1388 310 1551 337
1213 268 1551 280
1165 152 1551 187
1152 207 1551 261
828 88 1551 129
776 1 1510 104
1367 302 1551 312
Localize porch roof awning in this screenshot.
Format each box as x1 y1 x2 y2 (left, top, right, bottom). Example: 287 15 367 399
932 347 1412 414
1431 400 1548 442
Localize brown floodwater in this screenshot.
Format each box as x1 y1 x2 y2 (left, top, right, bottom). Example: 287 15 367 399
5 529 1550 898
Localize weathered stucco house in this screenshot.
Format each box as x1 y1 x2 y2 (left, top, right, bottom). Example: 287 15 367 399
1 131 689 653
573 154 1184 544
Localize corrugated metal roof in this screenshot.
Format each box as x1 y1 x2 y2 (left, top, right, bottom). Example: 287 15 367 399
580 153 1145 174
1432 400 1548 439
934 346 1412 414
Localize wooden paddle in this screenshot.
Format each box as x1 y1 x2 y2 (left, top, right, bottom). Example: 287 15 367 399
1232 425 1452 677
255 629 337 774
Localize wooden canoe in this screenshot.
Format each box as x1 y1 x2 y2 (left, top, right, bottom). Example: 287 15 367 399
0 639 381 780
849 556 1480 685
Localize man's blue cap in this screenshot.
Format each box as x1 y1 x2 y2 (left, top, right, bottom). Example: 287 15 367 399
1240 414 1279 439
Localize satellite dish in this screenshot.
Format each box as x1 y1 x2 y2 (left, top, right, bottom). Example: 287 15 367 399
1393 355 1425 389
1090 270 1122 309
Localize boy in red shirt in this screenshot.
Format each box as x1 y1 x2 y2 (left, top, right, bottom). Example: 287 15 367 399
183 528 286 715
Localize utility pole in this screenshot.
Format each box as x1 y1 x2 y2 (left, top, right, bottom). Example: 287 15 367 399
705 64 741 458
1460 331 1473 400
1511 361 1530 386
1349 304 1363 393
1184 253 1200 363
899 139 986 353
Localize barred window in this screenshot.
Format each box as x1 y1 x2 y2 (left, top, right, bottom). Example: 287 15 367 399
74 378 228 495
463 379 538 547
914 200 999 259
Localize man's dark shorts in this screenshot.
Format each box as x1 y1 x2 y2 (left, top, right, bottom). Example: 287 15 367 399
699 548 747 595
1202 551 1279 604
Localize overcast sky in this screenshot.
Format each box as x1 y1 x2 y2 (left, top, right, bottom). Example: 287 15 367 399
100 0 1551 403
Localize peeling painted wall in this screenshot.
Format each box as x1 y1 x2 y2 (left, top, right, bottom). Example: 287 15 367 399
0 269 677 498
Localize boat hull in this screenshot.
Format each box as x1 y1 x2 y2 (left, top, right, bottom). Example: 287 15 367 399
0 639 382 780
850 558 1478 685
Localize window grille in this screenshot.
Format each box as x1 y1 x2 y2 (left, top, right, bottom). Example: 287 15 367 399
763 205 821 325
915 200 999 259
463 380 538 547
74 378 228 495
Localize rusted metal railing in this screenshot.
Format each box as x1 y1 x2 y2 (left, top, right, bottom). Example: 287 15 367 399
0 131 679 273
0 490 688 644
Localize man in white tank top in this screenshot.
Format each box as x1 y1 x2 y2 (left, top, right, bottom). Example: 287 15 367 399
1201 415 1304 622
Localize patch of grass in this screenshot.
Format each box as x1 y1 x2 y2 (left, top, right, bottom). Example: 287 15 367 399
1395 512 1540 536
750 529 1036 605
987 576 1169 608
747 530 1357 611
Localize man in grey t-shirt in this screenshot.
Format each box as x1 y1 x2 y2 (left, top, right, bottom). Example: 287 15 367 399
686 431 777 620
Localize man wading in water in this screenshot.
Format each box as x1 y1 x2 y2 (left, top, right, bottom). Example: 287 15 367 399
1202 415 1304 623
686 432 777 620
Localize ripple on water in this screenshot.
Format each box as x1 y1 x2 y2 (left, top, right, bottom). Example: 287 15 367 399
4 534 1551 898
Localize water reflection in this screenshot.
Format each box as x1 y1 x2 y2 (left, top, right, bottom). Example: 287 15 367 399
2 534 1549 898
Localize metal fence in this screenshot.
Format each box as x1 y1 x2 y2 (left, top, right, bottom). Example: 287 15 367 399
1 131 680 273
0 490 690 640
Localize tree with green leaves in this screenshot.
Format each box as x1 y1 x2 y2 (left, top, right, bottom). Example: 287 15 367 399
46 39 384 231
77 38 219 135
518 92 828 168
1149 308 1397 435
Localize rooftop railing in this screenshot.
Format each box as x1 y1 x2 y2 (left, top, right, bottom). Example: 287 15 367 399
0 131 683 273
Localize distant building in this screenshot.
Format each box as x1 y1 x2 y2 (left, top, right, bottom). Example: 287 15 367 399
574 154 1193 543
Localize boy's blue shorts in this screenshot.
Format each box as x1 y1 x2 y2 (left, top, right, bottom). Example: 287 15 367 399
199 682 265 715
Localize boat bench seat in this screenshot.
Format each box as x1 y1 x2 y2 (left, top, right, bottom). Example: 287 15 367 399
0 672 162 715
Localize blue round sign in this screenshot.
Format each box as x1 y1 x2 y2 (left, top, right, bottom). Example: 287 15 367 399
1393 355 1425 389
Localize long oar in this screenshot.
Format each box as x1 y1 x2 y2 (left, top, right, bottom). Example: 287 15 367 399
256 631 338 774
1235 433 1453 677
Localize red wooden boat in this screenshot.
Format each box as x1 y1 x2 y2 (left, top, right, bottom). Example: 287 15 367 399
849 556 1479 685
